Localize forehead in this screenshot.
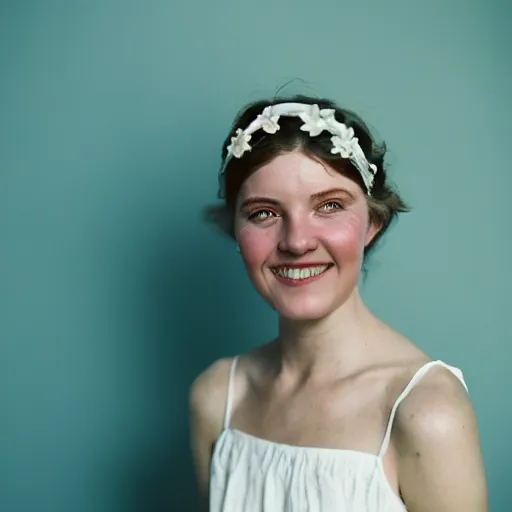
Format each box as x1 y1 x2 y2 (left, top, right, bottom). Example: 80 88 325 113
237 151 361 200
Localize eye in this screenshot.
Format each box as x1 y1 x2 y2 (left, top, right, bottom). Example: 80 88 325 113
319 201 343 212
248 209 277 222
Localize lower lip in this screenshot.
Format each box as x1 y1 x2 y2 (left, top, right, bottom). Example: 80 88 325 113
272 267 332 287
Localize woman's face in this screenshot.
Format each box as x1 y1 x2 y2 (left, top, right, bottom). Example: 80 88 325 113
234 151 379 321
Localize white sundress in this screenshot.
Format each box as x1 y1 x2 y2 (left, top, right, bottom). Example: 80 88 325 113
210 357 468 511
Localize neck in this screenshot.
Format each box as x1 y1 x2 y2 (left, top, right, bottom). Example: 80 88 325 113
275 289 378 381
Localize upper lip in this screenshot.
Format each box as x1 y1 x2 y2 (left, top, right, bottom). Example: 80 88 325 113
271 262 332 269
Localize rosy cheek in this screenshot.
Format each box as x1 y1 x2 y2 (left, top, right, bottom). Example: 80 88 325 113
236 224 274 268
324 214 367 255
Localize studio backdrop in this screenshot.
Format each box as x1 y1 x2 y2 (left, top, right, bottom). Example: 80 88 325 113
2 1 510 511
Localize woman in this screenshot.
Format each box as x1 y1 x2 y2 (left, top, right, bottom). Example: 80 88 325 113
189 96 488 511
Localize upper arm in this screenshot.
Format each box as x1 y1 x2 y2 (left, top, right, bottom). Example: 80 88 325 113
189 358 231 506
395 369 489 512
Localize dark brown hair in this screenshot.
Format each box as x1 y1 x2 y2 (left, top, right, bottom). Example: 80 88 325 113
205 94 410 260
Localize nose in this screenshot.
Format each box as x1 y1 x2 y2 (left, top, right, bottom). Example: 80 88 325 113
277 216 318 256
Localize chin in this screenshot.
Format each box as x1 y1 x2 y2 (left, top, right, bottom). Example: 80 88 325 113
270 295 341 322
249 272 359 322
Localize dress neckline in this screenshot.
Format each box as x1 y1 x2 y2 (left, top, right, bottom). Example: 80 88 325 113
227 427 382 460
214 427 408 511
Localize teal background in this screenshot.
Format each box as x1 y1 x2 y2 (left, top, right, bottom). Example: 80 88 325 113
2 1 510 511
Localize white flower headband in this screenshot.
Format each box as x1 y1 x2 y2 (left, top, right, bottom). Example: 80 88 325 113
220 102 378 195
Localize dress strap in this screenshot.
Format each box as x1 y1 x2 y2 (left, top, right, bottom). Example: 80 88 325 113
378 360 468 458
223 356 239 429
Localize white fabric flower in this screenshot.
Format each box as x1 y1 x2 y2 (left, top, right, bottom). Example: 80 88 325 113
257 107 281 134
331 135 356 158
298 104 327 136
227 129 252 158
319 108 336 123
333 122 354 140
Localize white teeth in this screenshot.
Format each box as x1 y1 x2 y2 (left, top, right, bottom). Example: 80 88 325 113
273 265 330 280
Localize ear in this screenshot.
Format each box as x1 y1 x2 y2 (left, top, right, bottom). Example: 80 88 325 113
365 219 382 247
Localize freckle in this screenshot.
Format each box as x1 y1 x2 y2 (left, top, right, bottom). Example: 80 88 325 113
415 451 420 458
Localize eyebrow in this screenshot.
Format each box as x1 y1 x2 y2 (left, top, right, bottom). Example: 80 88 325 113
239 187 355 211
310 187 355 202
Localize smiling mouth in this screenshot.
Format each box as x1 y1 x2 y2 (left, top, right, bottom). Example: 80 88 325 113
271 264 333 281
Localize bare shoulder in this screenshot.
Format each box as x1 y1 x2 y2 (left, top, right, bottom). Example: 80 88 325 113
189 357 236 500
394 362 474 441
189 349 266 425
393 363 489 511
189 357 235 431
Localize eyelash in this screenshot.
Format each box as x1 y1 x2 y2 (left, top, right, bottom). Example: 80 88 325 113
247 201 344 222
319 201 343 212
248 209 277 222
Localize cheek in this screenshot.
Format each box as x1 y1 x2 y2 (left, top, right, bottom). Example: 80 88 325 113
236 225 274 269
325 214 368 259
